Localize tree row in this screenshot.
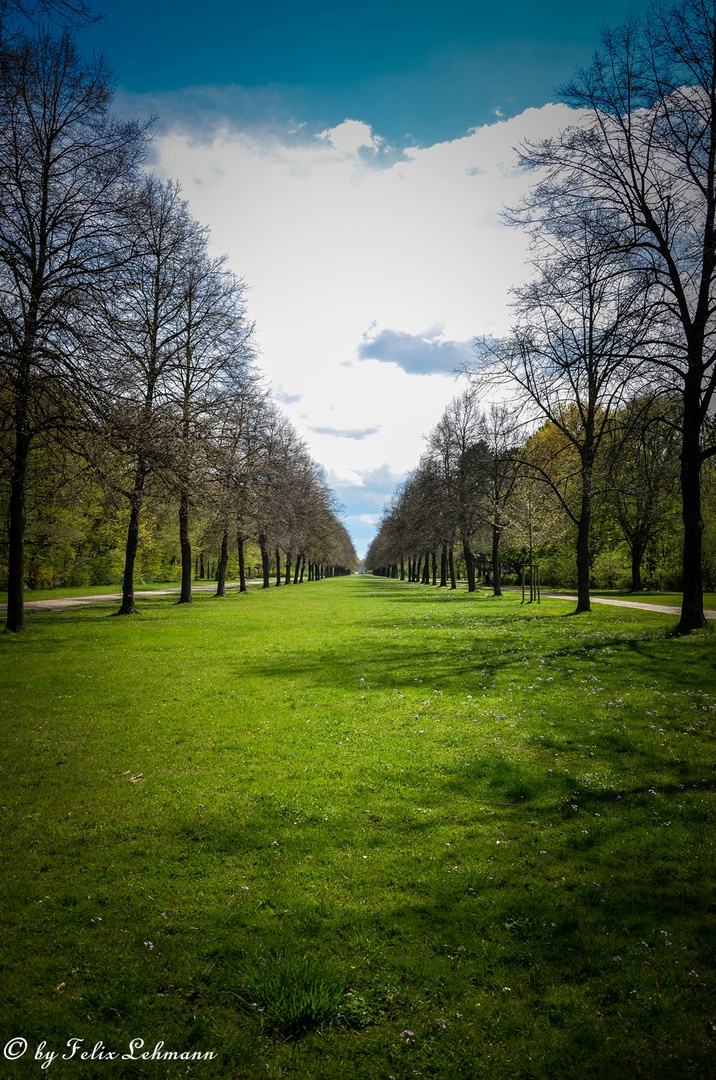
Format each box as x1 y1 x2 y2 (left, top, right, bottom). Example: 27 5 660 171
0 19 356 631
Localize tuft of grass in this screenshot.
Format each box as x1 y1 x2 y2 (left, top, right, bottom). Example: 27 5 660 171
237 950 372 1037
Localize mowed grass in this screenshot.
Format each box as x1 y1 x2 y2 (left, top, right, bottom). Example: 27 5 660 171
0 577 714 1079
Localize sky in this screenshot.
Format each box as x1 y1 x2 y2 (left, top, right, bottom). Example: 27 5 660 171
80 0 643 557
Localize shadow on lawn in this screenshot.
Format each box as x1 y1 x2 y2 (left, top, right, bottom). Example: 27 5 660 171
230 617 677 695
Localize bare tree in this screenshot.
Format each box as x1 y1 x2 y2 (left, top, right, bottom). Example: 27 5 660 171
426 388 488 591
0 31 146 631
0 0 94 35
169 248 254 604
95 176 204 615
475 211 650 612
520 0 716 630
477 403 520 596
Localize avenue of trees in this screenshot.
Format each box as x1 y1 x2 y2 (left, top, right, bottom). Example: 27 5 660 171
365 384 702 600
0 4 356 631
369 0 716 633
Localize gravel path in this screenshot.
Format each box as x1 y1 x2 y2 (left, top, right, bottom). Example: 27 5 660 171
0 582 245 613
541 592 716 619
3 585 714 620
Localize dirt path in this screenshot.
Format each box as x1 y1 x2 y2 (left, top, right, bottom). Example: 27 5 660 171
0 582 246 613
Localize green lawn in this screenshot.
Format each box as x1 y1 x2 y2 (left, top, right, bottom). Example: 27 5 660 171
1 578 714 1079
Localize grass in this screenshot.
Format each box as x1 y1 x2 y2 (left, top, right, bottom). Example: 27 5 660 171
0 577 714 1079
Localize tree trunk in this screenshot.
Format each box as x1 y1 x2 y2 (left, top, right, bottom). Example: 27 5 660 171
492 523 502 597
440 544 447 587
629 536 645 593
237 534 247 592
462 536 476 592
432 551 437 585
294 553 302 584
275 548 282 586
449 543 456 590
259 534 270 588
400 557 405 580
575 471 592 614
215 528 229 596
422 551 430 584
678 375 707 631
299 555 306 583
285 552 292 585
5 425 31 633
117 467 147 615
178 489 192 603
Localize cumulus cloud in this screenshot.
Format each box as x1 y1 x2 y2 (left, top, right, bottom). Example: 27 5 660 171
308 425 380 440
357 323 473 375
327 463 408 511
318 119 381 155
150 102 576 546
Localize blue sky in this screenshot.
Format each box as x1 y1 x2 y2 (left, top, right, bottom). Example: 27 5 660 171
81 1 642 557
85 0 638 143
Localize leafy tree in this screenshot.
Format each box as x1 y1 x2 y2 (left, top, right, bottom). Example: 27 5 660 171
603 395 681 591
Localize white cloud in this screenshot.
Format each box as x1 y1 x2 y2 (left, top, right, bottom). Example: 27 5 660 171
318 118 381 155
150 103 575 548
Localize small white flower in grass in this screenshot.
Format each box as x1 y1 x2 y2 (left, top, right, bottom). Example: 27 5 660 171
144 941 154 950
540 850 546 855
271 841 279 846
437 1018 447 1028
